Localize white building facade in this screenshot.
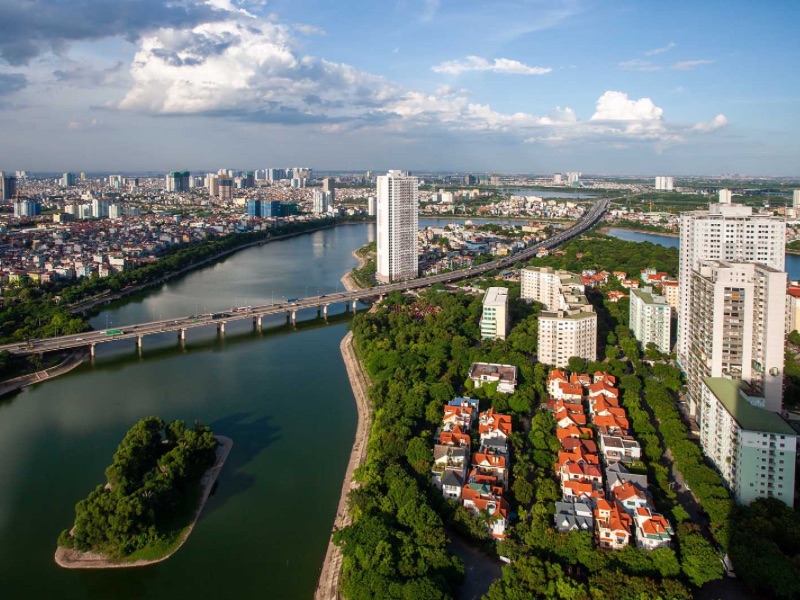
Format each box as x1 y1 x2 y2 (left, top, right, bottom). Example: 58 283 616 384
629 287 672 354
677 200 785 372
686 260 786 417
480 287 509 340
376 170 419 283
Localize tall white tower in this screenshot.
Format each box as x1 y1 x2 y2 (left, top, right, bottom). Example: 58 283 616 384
376 170 418 283
677 198 785 380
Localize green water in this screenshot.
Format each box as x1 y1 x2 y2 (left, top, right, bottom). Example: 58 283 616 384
0 224 374 599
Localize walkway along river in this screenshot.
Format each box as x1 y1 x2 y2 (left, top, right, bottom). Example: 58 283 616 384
0 224 374 600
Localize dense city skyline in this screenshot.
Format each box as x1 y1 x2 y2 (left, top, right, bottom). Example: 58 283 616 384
0 0 798 174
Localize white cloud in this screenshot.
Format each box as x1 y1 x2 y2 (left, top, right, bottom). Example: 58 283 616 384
590 91 663 121
619 59 662 72
691 114 728 133
672 59 714 71
644 42 676 56
431 55 551 76
67 118 100 130
536 106 578 125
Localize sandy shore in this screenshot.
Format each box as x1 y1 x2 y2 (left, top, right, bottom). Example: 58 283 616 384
55 435 233 569
340 249 369 292
314 330 372 600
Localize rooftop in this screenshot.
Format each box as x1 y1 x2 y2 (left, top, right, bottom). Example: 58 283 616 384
630 286 668 306
702 377 796 435
483 286 508 307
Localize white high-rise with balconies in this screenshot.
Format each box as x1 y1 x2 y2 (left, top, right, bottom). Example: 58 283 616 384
654 176 674 191
685 260 786 418
677 198 785 373
629 286 672 354
376 170 418 283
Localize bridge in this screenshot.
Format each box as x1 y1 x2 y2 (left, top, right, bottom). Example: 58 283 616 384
2 198 609 357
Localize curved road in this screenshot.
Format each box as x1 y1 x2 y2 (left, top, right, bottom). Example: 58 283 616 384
4 198 609 357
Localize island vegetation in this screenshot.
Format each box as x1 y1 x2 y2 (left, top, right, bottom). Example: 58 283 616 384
56 417 221 565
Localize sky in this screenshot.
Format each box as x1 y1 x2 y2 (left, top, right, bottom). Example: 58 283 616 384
0 0 798 175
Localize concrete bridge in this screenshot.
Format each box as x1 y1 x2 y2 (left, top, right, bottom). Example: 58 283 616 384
2 198 609 358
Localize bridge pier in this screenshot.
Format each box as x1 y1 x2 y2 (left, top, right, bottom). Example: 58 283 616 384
89 343 96 358
136 335 143 349
179 328 186 341
217 322 225 335
256 315 263 329
345 301 350 313
323 304 329 320
291 310 297 326
352 299 358 313
286 311 291 325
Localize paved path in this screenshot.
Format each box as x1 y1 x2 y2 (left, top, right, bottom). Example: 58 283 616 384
314 331 372 600
0 348 88 398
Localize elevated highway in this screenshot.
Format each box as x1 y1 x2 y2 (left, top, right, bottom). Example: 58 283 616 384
3 198 609 357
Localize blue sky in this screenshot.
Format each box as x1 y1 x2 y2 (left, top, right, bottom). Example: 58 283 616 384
0 0 797 175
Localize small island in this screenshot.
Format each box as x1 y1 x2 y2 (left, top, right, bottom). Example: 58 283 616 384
55 416 232 569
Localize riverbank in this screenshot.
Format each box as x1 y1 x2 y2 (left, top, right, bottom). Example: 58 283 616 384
73 219 371 315
314 330 372 600
600 225 679 238
54 435 233 569
340 249 368 292
0 348 89 398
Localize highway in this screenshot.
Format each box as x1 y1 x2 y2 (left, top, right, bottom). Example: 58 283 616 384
3 198 609 356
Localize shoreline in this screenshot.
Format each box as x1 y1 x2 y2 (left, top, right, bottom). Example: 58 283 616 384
314 329 373 600
54 435 233 569
340 248 369 292
601 225 680 238
0 348 89 398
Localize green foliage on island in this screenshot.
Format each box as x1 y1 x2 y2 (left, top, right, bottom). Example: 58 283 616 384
351 242 377 288
58 417 217 560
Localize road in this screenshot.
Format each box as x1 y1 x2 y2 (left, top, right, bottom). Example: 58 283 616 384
4 198 609 357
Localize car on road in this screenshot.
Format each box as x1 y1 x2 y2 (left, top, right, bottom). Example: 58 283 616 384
75 338 85 341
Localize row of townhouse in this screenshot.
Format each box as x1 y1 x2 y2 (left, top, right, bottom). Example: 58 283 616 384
548 369 674 551
431 394 513 540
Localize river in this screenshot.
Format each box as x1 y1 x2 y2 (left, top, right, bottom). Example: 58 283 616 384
605 227 800 281
0 224 375 599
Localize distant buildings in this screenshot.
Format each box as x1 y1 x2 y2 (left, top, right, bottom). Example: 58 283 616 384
322 178 335 204
629 286 672 354
218 178 233 202
718 188 732 204
567 172 581 186
367 196 376 217
522 267 597 368
0 172 17 200
62 172 76 187
654 176 674 191
480 287 509 340
13 199 40 217
166 171 190 193
700 377 796 507
787 285 800 334
376 170 418 283
312 189 331 214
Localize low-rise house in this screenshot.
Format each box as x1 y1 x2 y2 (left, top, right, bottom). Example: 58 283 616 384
634 507 674 550
478 407 512 441
432 445 469 499
554 405 587 428
605 463 649 495
588 396 621 417
587 381 619 401
469 362 518 394
461 475 510 539
548 369 569 397
600 435 642 464
443 405 474 431
555 382 584 401
560 437 597 454
594 499 633 550
471 452 508 488
438 424 471 447
562 479 604 503
612 481 652 515
558 460 604 490
594 413 630 436
556 424 594 441
554 501 594 533
607 290 627 303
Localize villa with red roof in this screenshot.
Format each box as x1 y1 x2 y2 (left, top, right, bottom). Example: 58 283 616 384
594 500 633 550
634 507 674 550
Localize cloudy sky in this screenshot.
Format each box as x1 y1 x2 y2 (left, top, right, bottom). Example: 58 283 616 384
0 0 797 175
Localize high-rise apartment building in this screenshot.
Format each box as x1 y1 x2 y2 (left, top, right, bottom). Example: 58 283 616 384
520 267 582 310
218 178 233 201
166 171 190 192
0 172 17 200
654 176 674 191
718 189 732 204
686 260 786 417
62 172 76 187
207 174 219 197
312 190 330 214
480 287 509 340
367 196 376 216
699 377 796 507
677 198 785 371
567 172 581 186
92 198 111 219
794 190 800 209
13 199 40 217
629 287 672 354
322 178 335 205
376 170 418 283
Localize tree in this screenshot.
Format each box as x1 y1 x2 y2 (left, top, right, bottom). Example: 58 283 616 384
677 524 723 587
405 437 432 476
567 356 586 374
